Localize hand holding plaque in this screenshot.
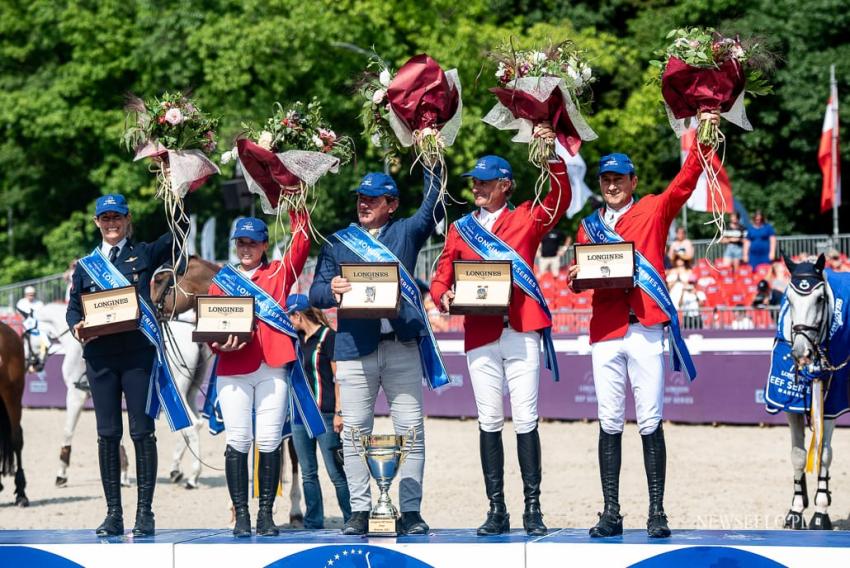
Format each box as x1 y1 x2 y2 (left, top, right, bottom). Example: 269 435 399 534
337 263 401 319
79 286 140 339
572 242 636 290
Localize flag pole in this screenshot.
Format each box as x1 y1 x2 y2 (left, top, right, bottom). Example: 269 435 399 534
831 64 839 237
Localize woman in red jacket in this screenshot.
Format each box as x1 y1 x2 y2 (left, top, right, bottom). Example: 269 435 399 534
208 212 309 538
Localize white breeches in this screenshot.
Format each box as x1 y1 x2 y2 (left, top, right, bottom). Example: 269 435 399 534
591 323 665 436
467 327 540 434
217 362 290 454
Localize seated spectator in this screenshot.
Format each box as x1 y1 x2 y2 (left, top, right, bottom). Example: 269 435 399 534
731 305 755 330
679 281 705 329
826 248 847 272
752 279 782 309
720 212 745 270
743 210 776 269
666 254 693 306
667 226 694 264
768 260 790 292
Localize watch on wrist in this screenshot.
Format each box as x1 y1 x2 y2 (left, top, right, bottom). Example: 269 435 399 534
335 410 343 417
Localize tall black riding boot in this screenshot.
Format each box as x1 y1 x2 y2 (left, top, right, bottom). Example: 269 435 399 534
225 446 251 537
256 444 282 537
132 433 157 536
517 426 547 536
477 429 510 536
95 437 124 537
589 428 623 537
642 424 671 538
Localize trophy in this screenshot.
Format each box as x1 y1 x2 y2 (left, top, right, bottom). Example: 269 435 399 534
338 262 401 319
450 260 512 315
79 285 140 339
351 428 417 536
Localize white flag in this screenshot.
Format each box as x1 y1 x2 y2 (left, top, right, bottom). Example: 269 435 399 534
186 214 198 257
554 141 593 218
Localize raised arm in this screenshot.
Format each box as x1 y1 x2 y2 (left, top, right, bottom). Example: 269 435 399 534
277 210 311 295
657 144 709 228
309 243 340 309
429 223 460 312
407 162 446 248
531 158 572 237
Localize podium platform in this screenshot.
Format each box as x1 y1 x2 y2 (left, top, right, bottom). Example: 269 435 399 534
2 528 849 567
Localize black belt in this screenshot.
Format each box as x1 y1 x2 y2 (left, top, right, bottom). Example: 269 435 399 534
379 331 397 342
629 314 640 325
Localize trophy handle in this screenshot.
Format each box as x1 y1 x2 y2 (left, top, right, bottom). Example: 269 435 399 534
349 427 367 463
398 427 417 467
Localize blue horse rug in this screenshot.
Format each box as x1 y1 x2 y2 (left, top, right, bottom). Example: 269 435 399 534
765 270 850 418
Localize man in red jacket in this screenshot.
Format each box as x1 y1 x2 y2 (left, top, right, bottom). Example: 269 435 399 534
569 112 717 539
431 126 569 536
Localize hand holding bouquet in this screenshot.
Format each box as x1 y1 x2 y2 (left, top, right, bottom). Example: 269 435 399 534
361 53 462 207
227 99 354 243
483 40 598 211
123 91 221 279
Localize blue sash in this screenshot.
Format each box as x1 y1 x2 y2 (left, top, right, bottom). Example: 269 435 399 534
332 225 451 390
212 264 326 438
77 249 192 430
453 214 560 382
581 210 697 381
201 357 225 435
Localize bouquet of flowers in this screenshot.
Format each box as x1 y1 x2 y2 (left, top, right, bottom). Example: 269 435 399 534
224 99 354 241
651 28 773 244
123 91 221 278
483 40 598 210
361 53 462 206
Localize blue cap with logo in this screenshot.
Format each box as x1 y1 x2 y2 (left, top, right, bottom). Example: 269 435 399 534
461 155 513 181
598 153 635 176
355 173 399 197
95 194 129 217
285 294 310 314
231 217 269 242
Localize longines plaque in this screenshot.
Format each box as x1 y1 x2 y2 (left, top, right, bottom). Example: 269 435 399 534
338 263 401 319
192 295 255 343
450 260 512 315
572 242 635 290
79 286 140 339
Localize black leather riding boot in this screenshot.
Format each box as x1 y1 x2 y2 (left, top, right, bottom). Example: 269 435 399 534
477 429 510 536
132 433 157 536
225 446 251 537
517 426 547 536
589 428 624 537
256 444 282 537
642 424 671 538
95 437 124 536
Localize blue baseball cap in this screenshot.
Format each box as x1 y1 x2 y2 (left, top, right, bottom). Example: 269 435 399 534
285 294 310 314
95 194 129 216
231 217 269 242
598 153 635 176
355 173 399 197
461 155 513 181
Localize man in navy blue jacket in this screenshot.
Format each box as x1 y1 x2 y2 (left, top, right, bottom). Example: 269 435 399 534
310 165 444 535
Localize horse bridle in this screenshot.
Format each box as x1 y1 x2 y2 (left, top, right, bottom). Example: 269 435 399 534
788 272 850 373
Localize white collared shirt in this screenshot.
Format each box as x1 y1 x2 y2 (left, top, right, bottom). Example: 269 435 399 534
100 238 128 260
602 199 634 230
476 205 507 232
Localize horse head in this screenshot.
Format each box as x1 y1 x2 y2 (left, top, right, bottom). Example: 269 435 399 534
784 254 829 369
151 256 221 319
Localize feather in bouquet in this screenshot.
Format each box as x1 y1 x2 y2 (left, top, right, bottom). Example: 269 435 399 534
483 40 598 217
361 53 463 209
224 99 354 245
650 27 773 241
123 91 220 281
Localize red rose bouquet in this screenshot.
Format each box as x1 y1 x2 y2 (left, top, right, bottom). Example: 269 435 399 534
123 91 220 277
484 41 597 211
361 53 462 207
226 99 354 244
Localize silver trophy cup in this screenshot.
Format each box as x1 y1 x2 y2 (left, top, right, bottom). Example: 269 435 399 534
351 427 416 536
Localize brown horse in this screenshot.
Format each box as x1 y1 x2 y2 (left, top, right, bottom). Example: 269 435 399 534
0 320 29 506
150 255 304 524
151 256 222 317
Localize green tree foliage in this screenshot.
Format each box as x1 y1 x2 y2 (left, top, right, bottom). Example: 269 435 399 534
0 0 847 283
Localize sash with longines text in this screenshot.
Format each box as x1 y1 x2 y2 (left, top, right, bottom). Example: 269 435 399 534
77 248 193 430
333 224 451 390
581 210 696 381
454 214 560 382
212 264 327 438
